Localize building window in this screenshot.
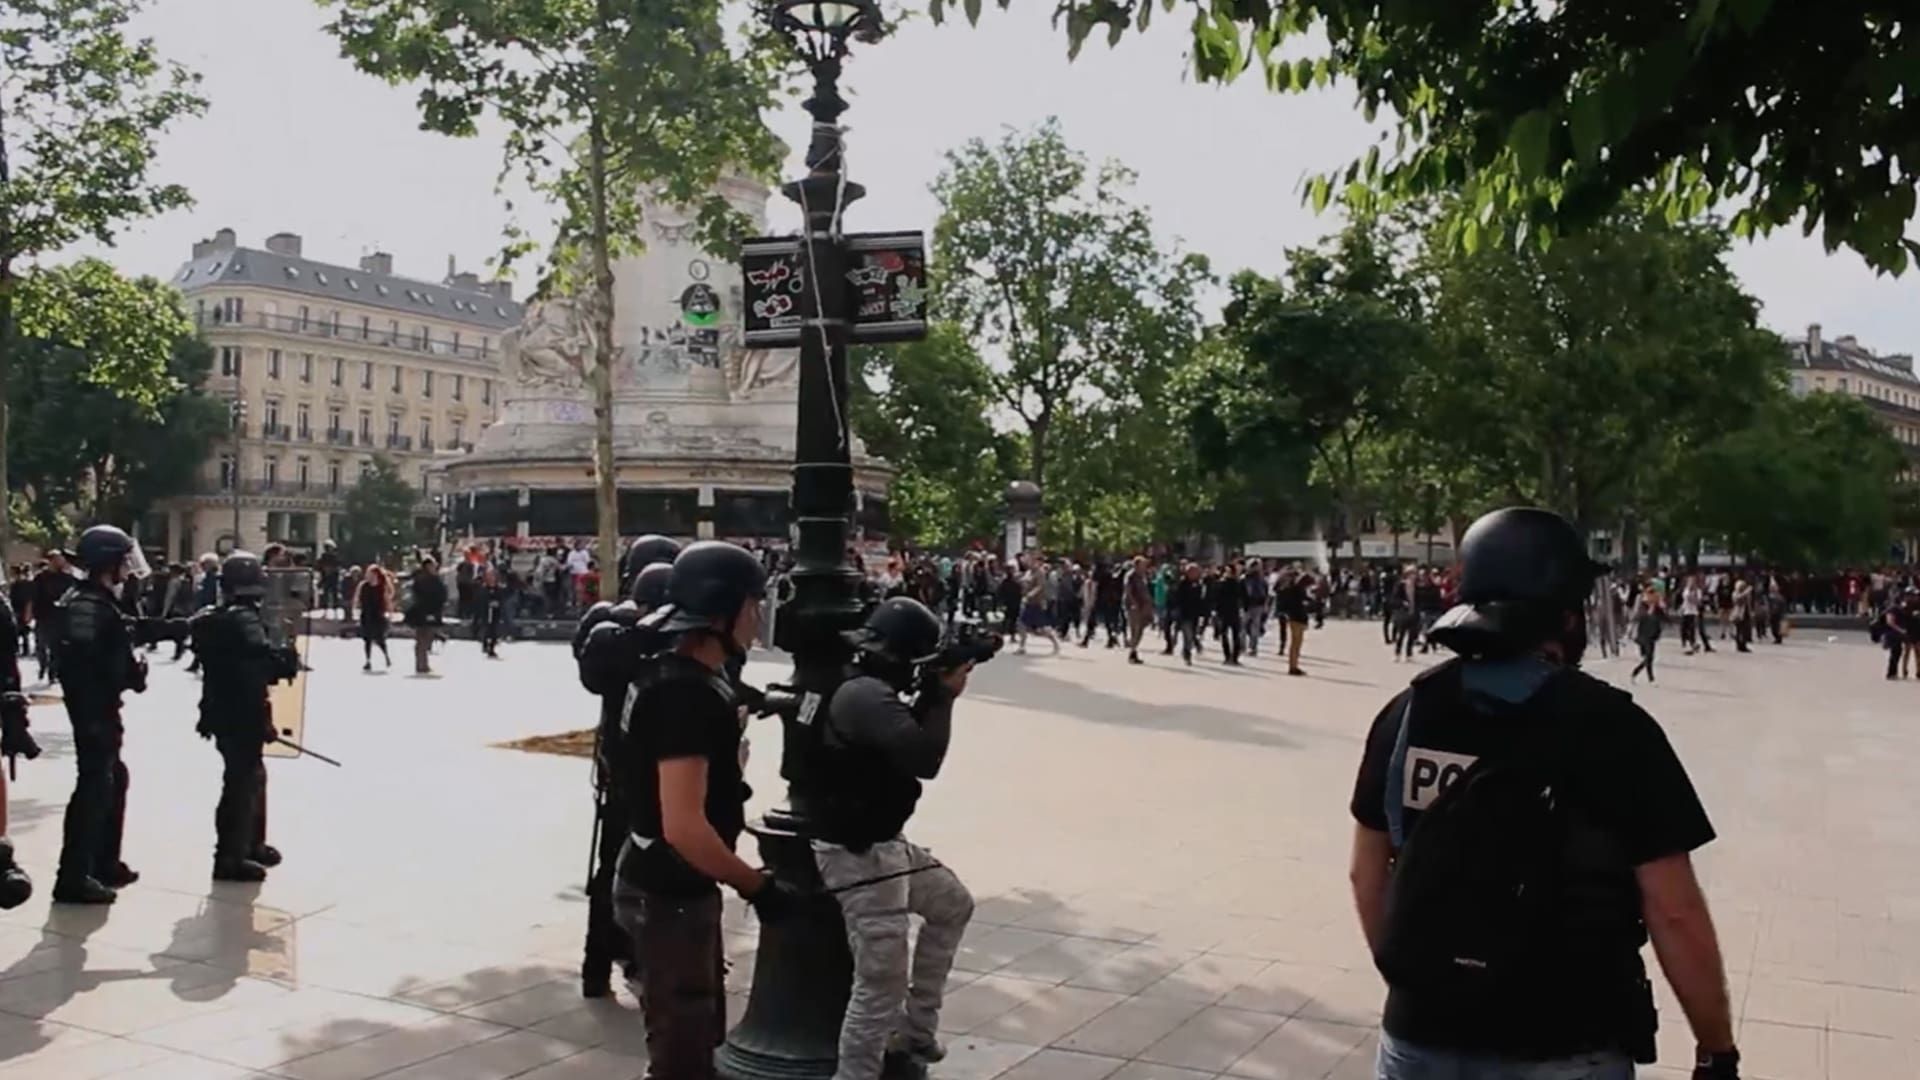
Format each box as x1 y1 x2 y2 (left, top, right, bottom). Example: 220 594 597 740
1840 378 1849 392
416 324 429 349
391 366 402 393
296 456 311 489
361 360 373 389
358 410 372 442
328 406 342 435
267 350 281 379
452 374 463 401
422 370 433 399
219 297 244 323
387 413 401 440
218 455 235 490
330 310 342 335
360 459 374 479
264 399 281 431
481 378 492 405
451 419 464 447
359 315 371 340
419 417 432 447
331 356 344 386
296 402 311 438
328 460 342 491
452 331 462 352
264 456 279 487
298 305 310 330
300 353 313 383
482 336 491 357
220 347 241 377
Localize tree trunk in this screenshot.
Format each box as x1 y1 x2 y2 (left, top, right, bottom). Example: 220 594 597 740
586 116 620 601
0 267 12 549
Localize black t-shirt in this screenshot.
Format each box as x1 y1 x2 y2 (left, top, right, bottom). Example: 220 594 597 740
622 668 746 896
1350 662 1715 1057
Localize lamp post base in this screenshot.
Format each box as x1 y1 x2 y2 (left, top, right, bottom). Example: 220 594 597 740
716 817 851 1080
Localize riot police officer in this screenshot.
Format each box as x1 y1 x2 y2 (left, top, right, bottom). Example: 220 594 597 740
611 541 795 1076
0 576 41 909
1347 508 1740 1080
816 597 975 1080
574 536 679 999
52 525 165 904
189 551 302 882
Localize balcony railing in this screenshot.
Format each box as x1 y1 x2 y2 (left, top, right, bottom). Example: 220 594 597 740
325 429 355 446
358 432 376 447
419 437 435 452
385 434 413 451
196 311 498 363
295 427 314 442
262 423 291 441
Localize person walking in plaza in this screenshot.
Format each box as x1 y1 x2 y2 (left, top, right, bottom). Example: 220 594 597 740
1014 558 1060 656
1210 561 1245 666
474 564 507 658
1348 507 1738 1080
1123 555 1155 665
1242 559 1270 658
404 555 448 676
1880 593 1913 679
1630 584 1666 683
1171 562 1208 665
357 565 394 671
30 550 75 685
1276 566 1312 676
1731 576 1754 653
1679 575 1712 656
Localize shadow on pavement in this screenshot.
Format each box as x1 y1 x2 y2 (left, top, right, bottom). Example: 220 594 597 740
974 665 1339 750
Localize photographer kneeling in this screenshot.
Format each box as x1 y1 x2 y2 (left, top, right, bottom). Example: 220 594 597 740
818 597 976 1080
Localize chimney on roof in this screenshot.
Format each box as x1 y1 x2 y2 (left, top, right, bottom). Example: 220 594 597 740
1808 322 1822 354
359 251 392 276
482 280 515 303
192 227 238 259
448 271 481 291
264 232 302 257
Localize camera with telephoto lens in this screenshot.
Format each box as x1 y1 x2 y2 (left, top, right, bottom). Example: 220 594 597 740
933 621 1002 670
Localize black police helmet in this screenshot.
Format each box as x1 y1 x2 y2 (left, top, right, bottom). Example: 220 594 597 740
623 534 683 583
74 525 139 574
630 561 673 609
662 542 767 631
847 596 944 665
220 550 268 600
1428 506 1607 656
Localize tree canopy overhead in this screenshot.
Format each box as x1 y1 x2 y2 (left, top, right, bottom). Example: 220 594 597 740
948 0 1920 273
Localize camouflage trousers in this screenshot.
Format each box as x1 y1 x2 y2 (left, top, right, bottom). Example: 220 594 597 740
814 837 974 1080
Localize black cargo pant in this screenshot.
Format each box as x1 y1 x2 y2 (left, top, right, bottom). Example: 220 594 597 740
214 733 266 863
582 790 630 983
612 870 724 1080
58 708 128 883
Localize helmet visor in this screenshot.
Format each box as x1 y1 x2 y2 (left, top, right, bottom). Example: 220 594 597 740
123 545 152 580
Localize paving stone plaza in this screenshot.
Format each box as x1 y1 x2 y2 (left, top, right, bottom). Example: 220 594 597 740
0 622 1910 1079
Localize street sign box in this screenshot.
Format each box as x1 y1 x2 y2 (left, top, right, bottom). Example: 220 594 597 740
740 231 929 348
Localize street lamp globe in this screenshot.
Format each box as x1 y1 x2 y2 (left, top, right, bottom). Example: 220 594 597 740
764 0 884 61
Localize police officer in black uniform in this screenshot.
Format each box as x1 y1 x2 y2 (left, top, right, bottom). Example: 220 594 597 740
611 541 795 1077
816 597 975 1080
189 551 303 882
52 525 173 905
0 578 41 909
1348 507 1739 1080
574 533 681 998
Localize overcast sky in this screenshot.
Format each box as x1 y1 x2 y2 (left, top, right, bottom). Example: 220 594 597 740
84 0 1916 355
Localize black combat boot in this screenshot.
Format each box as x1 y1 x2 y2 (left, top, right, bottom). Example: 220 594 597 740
51 876 116 905
212 858 268 883
249 844 283 868
100 862 139 888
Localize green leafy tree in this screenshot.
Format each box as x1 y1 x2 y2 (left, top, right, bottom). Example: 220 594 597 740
0 0 207 541
932 119 1209 511
9 322 227 528
339 454 418 566
1419 207 1781 555
323 0 783 597
955 1 1920 272
1193 219 1427 567
851 323 1019 549
1679 393 1905 566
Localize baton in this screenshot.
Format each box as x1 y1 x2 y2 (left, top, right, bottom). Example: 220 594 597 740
272 735 342 767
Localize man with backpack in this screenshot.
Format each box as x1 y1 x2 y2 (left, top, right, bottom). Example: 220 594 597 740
1347 507 1739 1080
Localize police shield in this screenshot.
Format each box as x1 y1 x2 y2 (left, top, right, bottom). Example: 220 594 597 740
260 568 313 760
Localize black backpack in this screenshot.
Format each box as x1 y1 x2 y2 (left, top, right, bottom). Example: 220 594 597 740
1374 674 1577 1014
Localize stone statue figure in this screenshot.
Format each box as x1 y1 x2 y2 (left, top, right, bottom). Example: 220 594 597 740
507 294 599 390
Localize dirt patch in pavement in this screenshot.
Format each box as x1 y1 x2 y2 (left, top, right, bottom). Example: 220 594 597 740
498 729 597 758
